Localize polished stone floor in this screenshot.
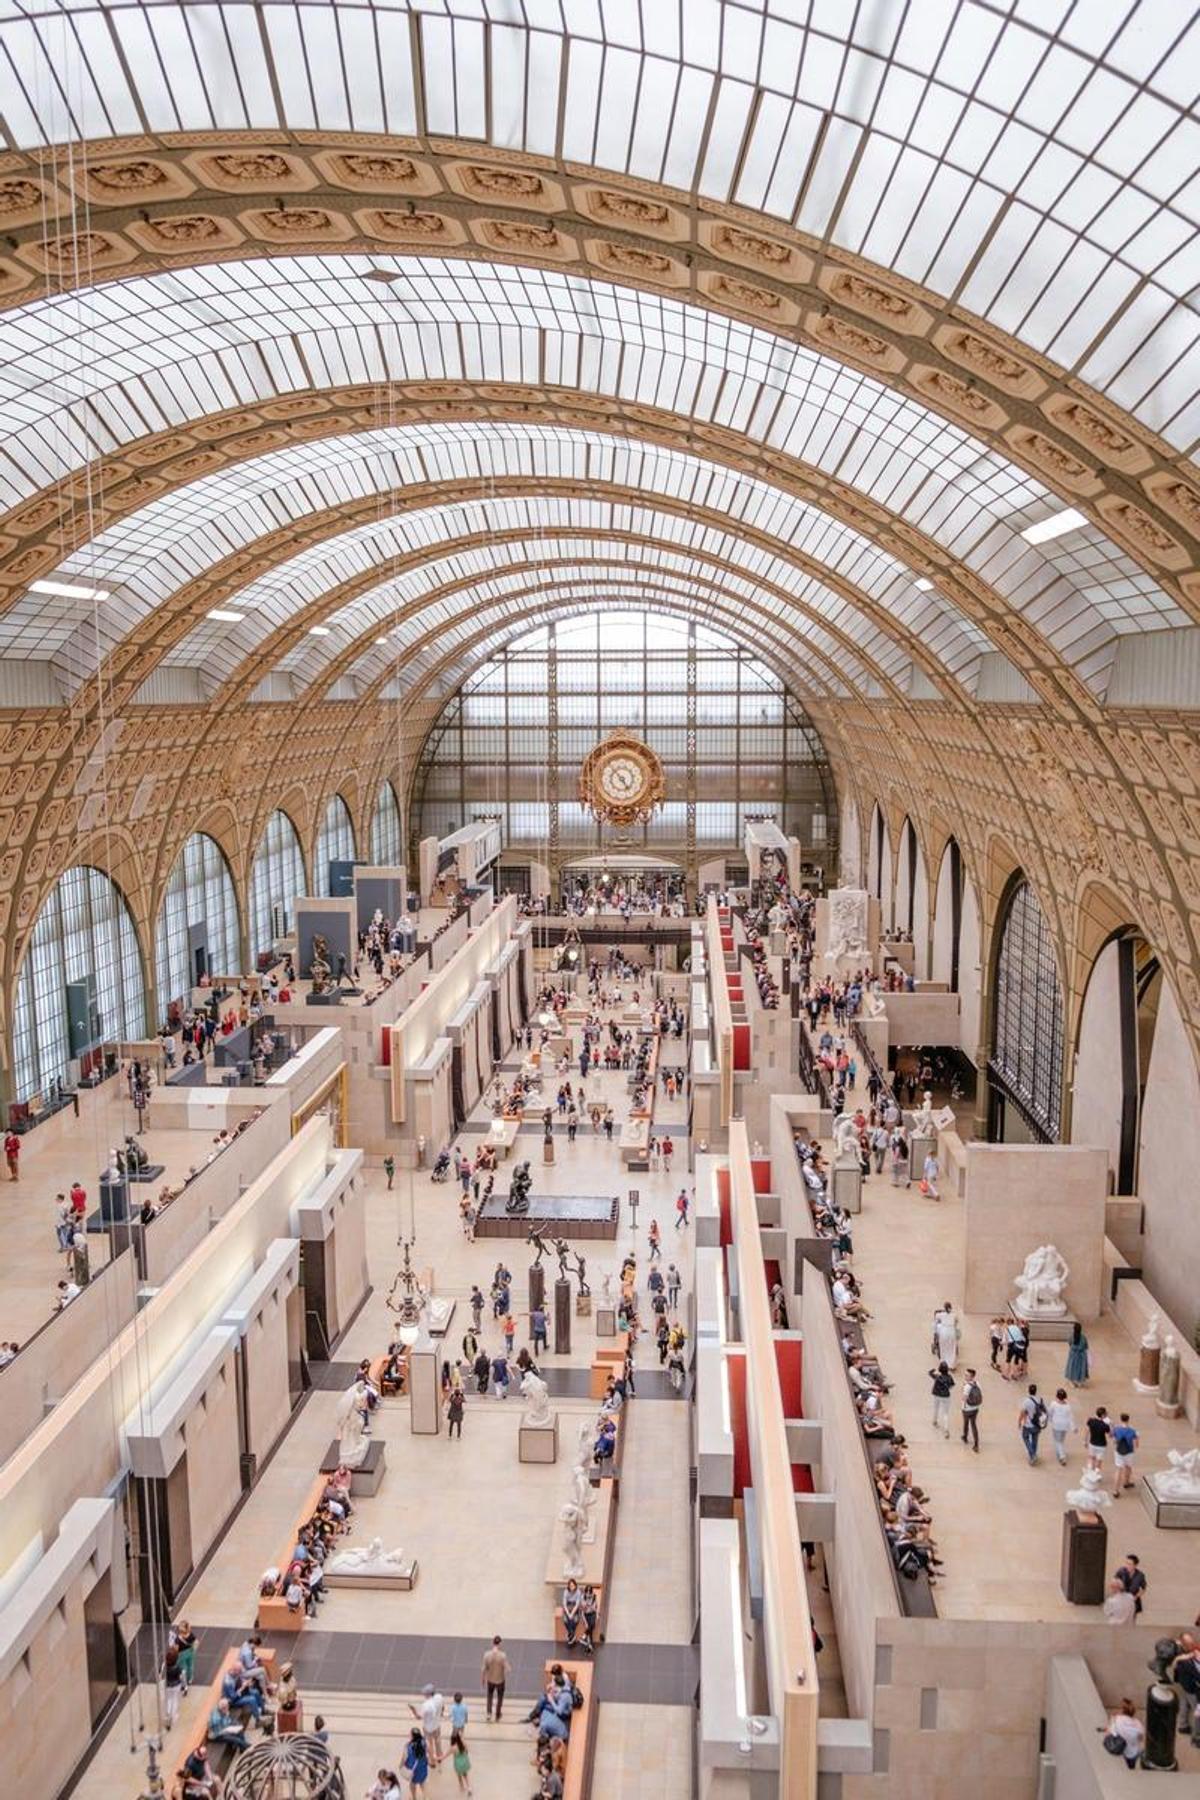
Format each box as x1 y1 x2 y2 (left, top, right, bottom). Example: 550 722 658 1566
75 979 701 1798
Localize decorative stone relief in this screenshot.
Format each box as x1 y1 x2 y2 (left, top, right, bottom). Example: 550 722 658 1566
1096 496 1189 571
819 265 932 334
357 208 464 244
127 214 242 252
188 149 316 191
243 206 352 242
1041 394 1153 474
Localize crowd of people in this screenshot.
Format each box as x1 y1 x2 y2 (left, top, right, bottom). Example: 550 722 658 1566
794 1132 947 1588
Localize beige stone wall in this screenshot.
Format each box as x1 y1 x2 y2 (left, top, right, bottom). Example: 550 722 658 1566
183 1348 242 1570
331 1180 369 1344
0 1582 93 1800
244 1287 293 1468
962 1144 1108 1319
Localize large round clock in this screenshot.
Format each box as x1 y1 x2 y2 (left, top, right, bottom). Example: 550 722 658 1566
578 732 666 828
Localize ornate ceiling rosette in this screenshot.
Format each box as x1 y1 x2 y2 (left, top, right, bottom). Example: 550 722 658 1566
578 732 666 831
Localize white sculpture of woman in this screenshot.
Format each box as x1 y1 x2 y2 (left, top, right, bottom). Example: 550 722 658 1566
521 1369 552 1426
559 1500 587 1579
911 1091 935 1136
335 1380 371 1469
833 1113 860 1162
327 1536 409 1573
1014 1245 1069 1318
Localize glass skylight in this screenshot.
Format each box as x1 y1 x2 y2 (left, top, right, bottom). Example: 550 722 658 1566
1 1 1196 447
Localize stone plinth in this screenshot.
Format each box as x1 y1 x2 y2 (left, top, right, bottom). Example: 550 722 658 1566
595 1305 618 1338
321 1438 387 1496
1138 1475 1200 1529
519 1414 559 1463
831 1158 862 1215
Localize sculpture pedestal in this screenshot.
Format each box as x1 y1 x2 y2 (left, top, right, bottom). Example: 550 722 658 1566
408 1338 441 1436
909 1133 935 1180
1155 1393 1183 1420
1009 1302 1077 1342
519 1413 559 1463
1060 1508 1107 1605
1139 1476 1200 1528
1133 1344 1161 1394
576 1292 592 1317
554 1277 572 1356
543 1136 555 1163
528 1262 545 1313
595 1305 617 1338
321 1438 387 1496
831 1157 862 1215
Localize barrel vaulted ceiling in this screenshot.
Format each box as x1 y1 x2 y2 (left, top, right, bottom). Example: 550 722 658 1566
0 0 1193 748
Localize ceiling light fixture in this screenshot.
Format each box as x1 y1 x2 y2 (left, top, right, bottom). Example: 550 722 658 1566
207 608 245 623
309 625 332 637
914 578 934 591
1021 506 1087 545
31 577 110 602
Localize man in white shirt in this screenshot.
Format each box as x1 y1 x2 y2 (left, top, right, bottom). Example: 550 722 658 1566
55 1279 80 1310
1103 1579 1136 1625
410 1685 445 1767
1046 1389 1076 1465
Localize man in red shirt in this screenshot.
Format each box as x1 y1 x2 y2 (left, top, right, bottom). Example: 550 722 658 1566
69 1180 87 1221
4 1129 19 1180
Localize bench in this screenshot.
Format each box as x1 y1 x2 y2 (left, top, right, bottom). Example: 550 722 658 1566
588 1343 628 1399
256 1475 329 1632
552 1659 599 1800
171 1646 276 1798
369 1349 407 1396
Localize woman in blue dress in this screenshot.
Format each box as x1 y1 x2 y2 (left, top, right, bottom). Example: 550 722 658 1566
1064 1321 1090 1387
403 1728 429 1793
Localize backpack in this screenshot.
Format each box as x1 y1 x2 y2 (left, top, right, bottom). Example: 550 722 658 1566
570 1680 585 1711
1033 1399 1048 1431
965 1382 982 1409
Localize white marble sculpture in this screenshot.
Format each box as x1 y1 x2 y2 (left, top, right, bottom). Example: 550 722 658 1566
1014 1244 1070 1319
1064 1466 1111 1514
1142 1311 1161 1348
569 1430 598 1516
600 1273 613 1306
911 1091 935 1137
865 986 887 1018
326 1536 409 1575
827 889 869 959
1151 1447 1200 1500
833 1113 860 1162
334 1380 372 1469
559 1499 588 1579
521 1369 552 1426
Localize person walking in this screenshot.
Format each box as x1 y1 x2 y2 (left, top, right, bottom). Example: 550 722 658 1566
889 1129 909 1188
531 1304 548 1356
1047 1389 1076 1465
449 1730 473 1796
929 1361 953 1437
920 1149 940 1201
491 1350 509 1399
1085 1404 1112 1470
1018 1384 1047 1465
481 1635 511 1722
447 1387 464 1439
4 1128 19 1181
960 1367 982 1451
675 1188 690 1229
383 1155 395 1191
470 1286 484 1333
647 1220 662 1262
502 1312 515 1355
988 1316 1005 1371
666 1262 681 1309
1064 1321 1090 1388
1112 1413 1139 1496
1103 1578 1136 1625
402 1728 429 1792
162 1644 185 1729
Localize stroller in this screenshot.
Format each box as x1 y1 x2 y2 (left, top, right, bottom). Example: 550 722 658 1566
431 1148 452 1183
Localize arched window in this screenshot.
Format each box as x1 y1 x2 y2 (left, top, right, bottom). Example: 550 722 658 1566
370 780 402 864
990 878 1064 1141
12 866 145 1101
314 794 356 895
155 833 241 1008
248 811 307 960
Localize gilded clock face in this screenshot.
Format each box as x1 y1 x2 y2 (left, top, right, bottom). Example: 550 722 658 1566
579 732 665 828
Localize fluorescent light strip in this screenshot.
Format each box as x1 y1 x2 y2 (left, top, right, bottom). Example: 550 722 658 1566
914 578 933 591
1021 506 1087 545
207 608 244 623
30 578 110 602
309 625 332 637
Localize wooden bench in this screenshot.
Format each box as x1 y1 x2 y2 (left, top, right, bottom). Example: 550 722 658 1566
588 1343 628 1399
256 1475 328 1632
171 1646 276 1798
369 1349 407 1396
553 1659 599 1800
